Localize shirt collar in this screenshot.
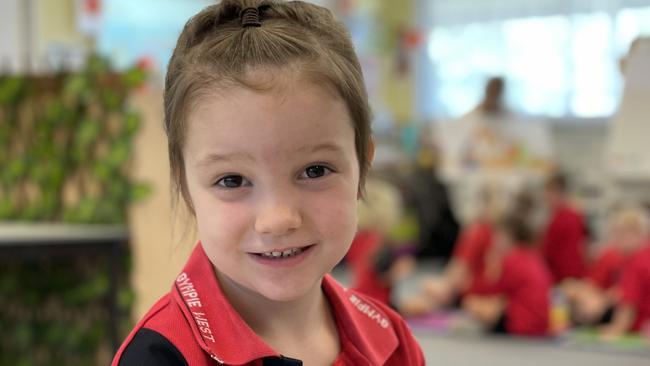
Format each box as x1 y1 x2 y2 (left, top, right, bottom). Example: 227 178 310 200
321 275 399 365
172 243 399 365
172 243 278 365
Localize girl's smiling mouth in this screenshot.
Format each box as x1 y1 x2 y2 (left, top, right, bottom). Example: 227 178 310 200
248 244 316 266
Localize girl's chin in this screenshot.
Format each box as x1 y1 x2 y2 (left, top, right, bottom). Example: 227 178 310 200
253 278 323 302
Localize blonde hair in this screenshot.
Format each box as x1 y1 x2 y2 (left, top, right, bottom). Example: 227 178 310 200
357 178 403 233
612 206 650 236
164 0 372 214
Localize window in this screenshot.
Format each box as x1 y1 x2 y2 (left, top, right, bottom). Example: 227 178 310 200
97 0 212 72
417 5 650 119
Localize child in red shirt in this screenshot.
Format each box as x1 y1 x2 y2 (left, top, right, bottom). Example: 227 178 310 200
601 244 650 337
347 178 415 306
541 172 587 283
601 208 650 337
112 1 424 365
401 186 504 315
463 213 552 336
563 207 648 325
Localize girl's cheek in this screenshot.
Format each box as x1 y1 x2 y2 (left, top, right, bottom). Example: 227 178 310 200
197 200 252 235
215 202 252 225
311 189 357 230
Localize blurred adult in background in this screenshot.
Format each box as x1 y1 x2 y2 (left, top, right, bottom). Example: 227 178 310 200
618 36 649 75
541 172 587 284
468 77 506 116
435 76 553 226
458 76 553 172
606 36 650 188
458 77 516 171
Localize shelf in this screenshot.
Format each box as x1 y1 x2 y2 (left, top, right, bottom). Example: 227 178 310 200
0 223 128 246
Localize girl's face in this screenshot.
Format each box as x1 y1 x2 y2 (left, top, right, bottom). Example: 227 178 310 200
183 75 361 302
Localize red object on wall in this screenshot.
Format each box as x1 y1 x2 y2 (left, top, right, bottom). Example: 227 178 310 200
84 0 101 15
401 29 424 50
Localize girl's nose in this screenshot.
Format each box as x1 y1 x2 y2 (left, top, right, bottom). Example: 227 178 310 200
254 204 302 236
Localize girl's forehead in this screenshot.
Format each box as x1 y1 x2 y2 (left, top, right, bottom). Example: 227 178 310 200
193 66 339 113
191 79 346 123
183 78 355 159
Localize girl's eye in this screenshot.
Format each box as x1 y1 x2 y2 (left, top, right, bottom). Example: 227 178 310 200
302 165 332 179
216 175 248 188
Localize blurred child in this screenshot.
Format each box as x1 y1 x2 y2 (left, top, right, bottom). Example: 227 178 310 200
563 206 649 325
347 177 415 306
541 172 587 283
462 212 552 336
401 185 505 315
600 208 650 338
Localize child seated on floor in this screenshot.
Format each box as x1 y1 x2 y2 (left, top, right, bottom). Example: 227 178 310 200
346 177 415 307
562 206 649 326
462 211 552 337
600 207 650 338
401 185 505 315
541 172 587 283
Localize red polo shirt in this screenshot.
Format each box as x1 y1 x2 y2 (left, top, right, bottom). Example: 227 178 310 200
346 230 382 269
347 230 392 305
617 244 650 332
452 221 494 295
112 244 424 365
541 204 586 283
587 246 626 290
490 247 552 336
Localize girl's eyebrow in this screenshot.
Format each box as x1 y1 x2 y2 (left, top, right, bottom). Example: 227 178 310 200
195 142 344 167
296 142 345 155
195 152 254 167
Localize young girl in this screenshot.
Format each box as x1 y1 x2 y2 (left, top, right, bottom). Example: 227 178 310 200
112 1 424 365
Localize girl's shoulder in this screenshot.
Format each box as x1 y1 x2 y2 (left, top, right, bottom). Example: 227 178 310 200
111 294 211 366
115 327 188 366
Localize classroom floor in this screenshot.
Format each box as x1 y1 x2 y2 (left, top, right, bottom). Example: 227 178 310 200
414 332 649 366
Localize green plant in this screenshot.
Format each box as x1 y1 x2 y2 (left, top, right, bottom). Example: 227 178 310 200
0 54 149 365
0 54 150 222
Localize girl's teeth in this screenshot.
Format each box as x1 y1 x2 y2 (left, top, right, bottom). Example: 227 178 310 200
260 247 304 259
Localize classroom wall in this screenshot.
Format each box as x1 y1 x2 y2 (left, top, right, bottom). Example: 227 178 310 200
0 0 29 73
127 89 195 319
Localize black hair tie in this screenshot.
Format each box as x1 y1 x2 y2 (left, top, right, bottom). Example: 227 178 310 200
240 7 261 27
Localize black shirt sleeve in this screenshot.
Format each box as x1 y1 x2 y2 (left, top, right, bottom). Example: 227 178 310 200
117 328 188 366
